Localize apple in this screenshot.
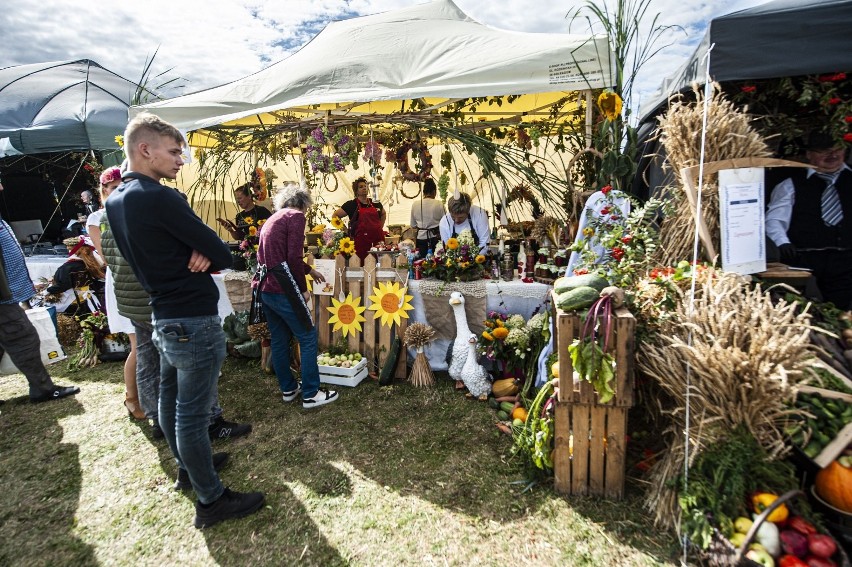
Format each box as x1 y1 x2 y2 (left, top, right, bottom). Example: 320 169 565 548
730 532 747 548
734 517 754 535
745 547 775 567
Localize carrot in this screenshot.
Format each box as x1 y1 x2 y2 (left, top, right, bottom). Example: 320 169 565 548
495 422 512 435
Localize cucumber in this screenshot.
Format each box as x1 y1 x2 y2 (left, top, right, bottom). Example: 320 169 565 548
499 401 516 413
496 410 509 421
556 286 600 311
379 336 401 386
554 273 609 294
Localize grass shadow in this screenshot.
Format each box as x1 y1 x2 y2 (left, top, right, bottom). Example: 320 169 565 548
0 395 97 566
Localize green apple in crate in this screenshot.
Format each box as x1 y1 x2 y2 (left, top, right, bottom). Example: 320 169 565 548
317 351 368 387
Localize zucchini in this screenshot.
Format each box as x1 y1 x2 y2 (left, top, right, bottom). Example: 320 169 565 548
556 286 600 311
379 336 401 386
496 410 510 421
554 273 609 294
499 401 516 413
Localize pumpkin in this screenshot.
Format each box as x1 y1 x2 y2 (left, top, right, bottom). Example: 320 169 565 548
511 407 528 423
492 378 520 398
814 460 852 513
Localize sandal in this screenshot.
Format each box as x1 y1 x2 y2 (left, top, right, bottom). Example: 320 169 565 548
124 397 146 420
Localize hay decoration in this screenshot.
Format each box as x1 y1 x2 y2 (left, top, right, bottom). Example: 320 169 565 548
404 323 437 387
655 84 772 265
246 322 272 373
633 267 819 530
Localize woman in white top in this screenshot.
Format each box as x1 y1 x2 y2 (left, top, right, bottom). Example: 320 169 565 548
410 178 445 258
87 167 144 420
438 191 490 253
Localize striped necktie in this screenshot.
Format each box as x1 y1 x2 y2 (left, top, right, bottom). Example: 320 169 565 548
816 171 843 226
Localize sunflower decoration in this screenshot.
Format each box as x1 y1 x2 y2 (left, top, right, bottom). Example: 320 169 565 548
331 216 346 230
338 237 356 257
368 281 414 328
596 90 623 122
327 293 367 337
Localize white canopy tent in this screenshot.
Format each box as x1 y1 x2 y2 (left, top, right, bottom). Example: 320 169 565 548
137 0 613 134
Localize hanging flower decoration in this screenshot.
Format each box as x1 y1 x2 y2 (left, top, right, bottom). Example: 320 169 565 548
305 125 359 174
391 140 433 182
368 281 414 328
597 90 623 121
327 292 367 337
251 167 269 201
362 140 382 165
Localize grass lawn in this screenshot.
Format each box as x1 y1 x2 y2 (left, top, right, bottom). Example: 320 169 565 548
0 351 680 566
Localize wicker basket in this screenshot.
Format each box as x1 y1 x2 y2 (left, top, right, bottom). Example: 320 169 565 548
703 490 851 567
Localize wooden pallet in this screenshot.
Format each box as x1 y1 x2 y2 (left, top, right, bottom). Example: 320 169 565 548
552 301 636 499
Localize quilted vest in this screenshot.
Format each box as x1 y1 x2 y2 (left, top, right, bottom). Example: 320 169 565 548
100 212 152 322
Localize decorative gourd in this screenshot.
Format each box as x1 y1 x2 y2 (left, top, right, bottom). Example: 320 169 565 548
814 459 852 513
511 407 528 422
492 378 520 398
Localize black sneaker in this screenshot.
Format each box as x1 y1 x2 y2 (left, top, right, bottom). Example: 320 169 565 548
174 452 230 491
30 385 80 403
208 417 252 440
194 487 265 529
151 422 165 439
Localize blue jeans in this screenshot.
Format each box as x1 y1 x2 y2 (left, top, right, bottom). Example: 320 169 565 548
152 315 226 504
133 319 223 424
261 291 320 398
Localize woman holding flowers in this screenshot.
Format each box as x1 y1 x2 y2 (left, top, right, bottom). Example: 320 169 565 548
255 183 338 409
438 191 490 253
217 183 272 241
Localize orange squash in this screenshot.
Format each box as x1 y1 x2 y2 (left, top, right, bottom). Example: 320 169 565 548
815 460 852 513
511 407 528 423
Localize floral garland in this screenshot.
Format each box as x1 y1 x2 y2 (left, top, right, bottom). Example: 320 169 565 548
305 126 359 174
251 167 270 201
387 140 433 182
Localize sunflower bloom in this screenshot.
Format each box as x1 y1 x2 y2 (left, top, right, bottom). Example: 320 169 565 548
338 237 355 256
475 254 485 264
446 238 459 250
597 91 623 121
114 135 124 148
248 226 257 237
331 216 345 230
244 217 254 225
482 331 494 341
492 327 509 340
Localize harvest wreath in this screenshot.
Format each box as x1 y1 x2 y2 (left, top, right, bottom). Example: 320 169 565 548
388 140 433 182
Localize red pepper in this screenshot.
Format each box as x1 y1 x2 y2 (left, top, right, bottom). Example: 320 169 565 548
779 556 809 567
788 516 817 536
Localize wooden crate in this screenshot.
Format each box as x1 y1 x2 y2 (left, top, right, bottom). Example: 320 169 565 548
552 301 636 499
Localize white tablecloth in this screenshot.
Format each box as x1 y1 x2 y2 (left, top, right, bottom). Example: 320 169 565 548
408 279 552 371
25 256 66 283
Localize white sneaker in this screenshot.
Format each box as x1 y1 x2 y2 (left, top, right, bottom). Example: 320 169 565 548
282 386 301 403
302 388 338 409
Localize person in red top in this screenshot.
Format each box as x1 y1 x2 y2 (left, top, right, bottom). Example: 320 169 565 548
255 183 337 408
332 177 386 259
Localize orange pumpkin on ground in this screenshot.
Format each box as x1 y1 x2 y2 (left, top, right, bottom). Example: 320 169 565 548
814 459 852 513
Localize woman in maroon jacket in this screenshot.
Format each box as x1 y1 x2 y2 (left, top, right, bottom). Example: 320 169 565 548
256 183 338 409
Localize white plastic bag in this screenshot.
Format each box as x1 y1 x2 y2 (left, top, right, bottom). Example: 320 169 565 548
0 307 67 376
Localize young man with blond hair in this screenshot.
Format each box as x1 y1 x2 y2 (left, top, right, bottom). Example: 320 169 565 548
106 112 264 528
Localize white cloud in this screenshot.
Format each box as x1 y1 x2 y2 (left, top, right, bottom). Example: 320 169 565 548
1 0 765 106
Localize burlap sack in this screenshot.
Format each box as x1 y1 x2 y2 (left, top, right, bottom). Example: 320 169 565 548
223 270 253 314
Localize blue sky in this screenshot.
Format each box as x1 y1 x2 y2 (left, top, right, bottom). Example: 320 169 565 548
1 0 767 113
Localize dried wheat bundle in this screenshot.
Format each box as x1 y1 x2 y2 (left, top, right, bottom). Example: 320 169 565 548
404 323 436 387
655 84 772 265
634 269 818 529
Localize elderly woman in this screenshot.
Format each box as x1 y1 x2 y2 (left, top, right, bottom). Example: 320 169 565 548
438 191 490 252
255 183 338 409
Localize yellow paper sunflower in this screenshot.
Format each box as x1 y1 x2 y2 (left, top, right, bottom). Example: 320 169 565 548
446 237 459 250
331 216 345 230
368 281 414 328
327 293 366 337
338 237 355 256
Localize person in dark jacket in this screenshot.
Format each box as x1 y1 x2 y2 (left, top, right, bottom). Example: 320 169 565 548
106 112 263 529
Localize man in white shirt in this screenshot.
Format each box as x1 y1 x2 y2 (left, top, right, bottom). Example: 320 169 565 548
410 178 445 258
438 192 490 253
766 130 852 309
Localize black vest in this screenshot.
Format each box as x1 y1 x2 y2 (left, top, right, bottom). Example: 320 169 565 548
788 168 852 250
